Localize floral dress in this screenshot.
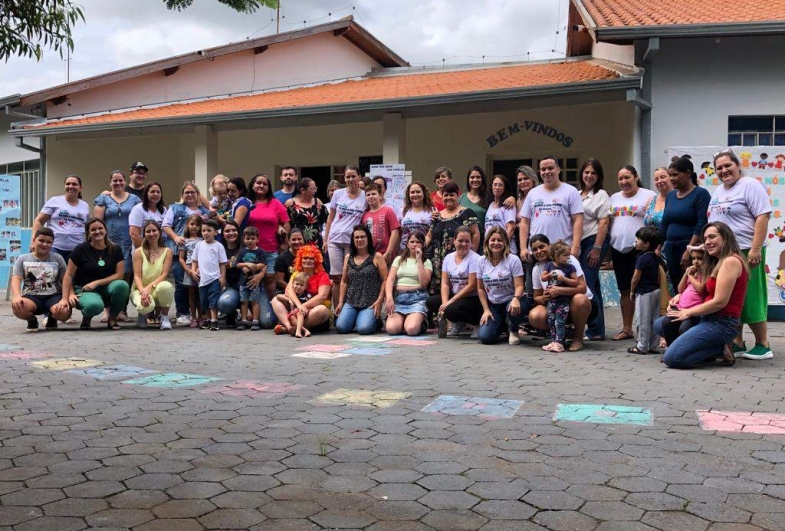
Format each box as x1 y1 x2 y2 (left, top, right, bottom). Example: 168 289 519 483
427 208 479 294
287 200 328 247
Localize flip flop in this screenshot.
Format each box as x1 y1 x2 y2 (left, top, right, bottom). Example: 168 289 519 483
627 346 648 354
568 341 584 352
613 330 634 341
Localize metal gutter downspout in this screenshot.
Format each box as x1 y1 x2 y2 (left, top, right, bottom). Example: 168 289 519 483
640 37 659 185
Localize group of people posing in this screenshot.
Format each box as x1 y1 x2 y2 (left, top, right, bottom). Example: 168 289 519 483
11 150 773 368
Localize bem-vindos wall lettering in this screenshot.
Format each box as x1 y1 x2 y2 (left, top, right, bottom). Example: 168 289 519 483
487 121 574 148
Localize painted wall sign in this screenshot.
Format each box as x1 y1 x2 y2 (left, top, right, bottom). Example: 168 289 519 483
487 121 574 148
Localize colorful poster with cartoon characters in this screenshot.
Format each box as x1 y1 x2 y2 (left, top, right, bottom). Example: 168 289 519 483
369 164 408 213
667 146 784 305
0 174 22 286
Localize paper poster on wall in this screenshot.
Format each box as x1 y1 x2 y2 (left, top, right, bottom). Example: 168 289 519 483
368 164 408 213
666 146 784 305
0 174 22 288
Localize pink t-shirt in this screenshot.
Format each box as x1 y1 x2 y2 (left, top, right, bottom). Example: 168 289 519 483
247 199 290 253
678 280 706 310
361 206 400 254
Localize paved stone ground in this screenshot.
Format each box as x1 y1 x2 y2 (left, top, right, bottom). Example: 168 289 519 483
1 304 784 531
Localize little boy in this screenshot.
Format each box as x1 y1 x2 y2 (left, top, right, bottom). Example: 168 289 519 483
274 272 312 338
629 226 664 354
361 182 401 264
235 226 268 331
192 220 228 331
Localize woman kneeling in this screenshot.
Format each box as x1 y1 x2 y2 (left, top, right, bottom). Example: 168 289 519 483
385 231 432 336
477 227 525 345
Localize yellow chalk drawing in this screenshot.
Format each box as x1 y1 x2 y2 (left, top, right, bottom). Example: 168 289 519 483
314 388 411 409
32 357 104 370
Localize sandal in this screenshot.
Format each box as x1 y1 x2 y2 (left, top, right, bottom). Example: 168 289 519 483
614 330 634 341
627 346 649 354
568 341 584 352
719 343 736 367
79 318 92 330
107 319 121 331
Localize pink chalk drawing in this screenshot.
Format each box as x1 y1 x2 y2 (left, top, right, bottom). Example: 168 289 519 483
0 351 56 360
295 344 349 353
202 380 305 398
696 410 785 435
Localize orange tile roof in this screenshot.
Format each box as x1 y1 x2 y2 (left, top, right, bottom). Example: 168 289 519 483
26 61 622 131
579 0 785 28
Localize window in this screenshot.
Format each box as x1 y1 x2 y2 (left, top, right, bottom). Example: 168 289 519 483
491 156 580 188
728 116 785 146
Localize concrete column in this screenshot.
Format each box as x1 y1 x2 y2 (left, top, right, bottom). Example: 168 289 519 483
193 124 217 194
382 113 406 164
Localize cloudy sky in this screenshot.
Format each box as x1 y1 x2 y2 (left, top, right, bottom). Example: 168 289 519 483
0 0 567 97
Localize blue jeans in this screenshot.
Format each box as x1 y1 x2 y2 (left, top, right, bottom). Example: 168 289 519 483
335 302 378 335
217 286 275 328
478 299 524 345
657 314 739 369
580 235 608 338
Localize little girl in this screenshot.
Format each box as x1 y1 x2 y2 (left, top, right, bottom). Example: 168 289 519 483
540 241 578 353
274 272 312 338
657 244 709 346
179 214 204 328
209 174 232 222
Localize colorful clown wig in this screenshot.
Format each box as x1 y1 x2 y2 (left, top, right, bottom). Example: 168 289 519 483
294 244 324 274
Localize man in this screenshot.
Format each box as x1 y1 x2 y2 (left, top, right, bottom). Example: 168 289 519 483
127 162 148 199
274 166 298 204
518 156 584 262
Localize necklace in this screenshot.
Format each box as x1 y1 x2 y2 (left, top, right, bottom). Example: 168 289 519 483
94 245 108 267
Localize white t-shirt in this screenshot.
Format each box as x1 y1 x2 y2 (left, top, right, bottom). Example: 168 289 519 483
484 203 517 235
192 240 228 286
399 209 433 250
328 189 367 244
128 204 167 246
532 256 593 300
707 176 772 250
520 183 584 245
609 188 656 253
581 189 611 240
477 254 524 305
40 195 90 251
442 250 481 297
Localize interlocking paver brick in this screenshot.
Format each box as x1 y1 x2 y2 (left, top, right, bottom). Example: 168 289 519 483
421 509 488 530
43 497 108 516
641 510 710 531
533 510 597 531
419 491 480 510
85 508 155 528
108 489 168 509
523 490 584 510
0 506 42 526
309 508 376 528
14 516 87 531
580 500 644 520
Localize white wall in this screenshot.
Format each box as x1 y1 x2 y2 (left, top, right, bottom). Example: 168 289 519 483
650 35 785 168
0 114 38 165
48 33 380 119
592 41 635 67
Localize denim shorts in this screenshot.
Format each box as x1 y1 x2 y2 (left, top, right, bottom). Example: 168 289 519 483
240 283 263 303
264 251 279 274
199 279 222 309
24 294 62 315
393 289 428 316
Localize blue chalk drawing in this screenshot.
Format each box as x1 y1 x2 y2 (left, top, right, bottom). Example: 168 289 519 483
68 365 158 380
0 344 20 352
122 372 222 388
422 395 524 419
343 347 392 356
600 270 620 308
554 404 653 425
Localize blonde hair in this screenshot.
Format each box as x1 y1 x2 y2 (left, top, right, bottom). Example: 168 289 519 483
210 174 229 197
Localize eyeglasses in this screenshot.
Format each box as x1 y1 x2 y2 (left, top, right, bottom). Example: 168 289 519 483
183 191 196 195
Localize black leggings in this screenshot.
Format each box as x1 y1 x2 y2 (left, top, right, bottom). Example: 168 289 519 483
426 295 483 326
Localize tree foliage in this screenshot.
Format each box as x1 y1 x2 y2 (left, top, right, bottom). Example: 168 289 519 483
0 0 279 62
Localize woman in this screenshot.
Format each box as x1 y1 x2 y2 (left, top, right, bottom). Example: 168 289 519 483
217 219 269 329
59 218 130 330
335 225 388 335
94 170 141 321
271 245 332 335
32 175 89 264
484 175 517 247
426 226 483 337
162 181 210 325
399 182 435 251
431 166 455 212
578 159 611 341
326 180 343 201
608 166 656 341
129 182 167 249
657 222 748 368
708 150 772 360
661 157 711 293
476 227 525 345
515 165 539 316
644 167 673 231
130 220 174 330
323 165 366 303
246 173 290 300
226 177 253 233
385 231 432 336
527 234 596 351
275 228 305 292
286 177 328 247
459 166 491 242
427 182 480 294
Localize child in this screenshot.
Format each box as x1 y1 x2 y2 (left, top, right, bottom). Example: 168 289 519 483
361 183 401 265
540 241 579 353
628 226 664 354
274 272 312 338
179 214 203 328
208 174 232 222
658 244 709 346
235 226 267 331
192 220 228 331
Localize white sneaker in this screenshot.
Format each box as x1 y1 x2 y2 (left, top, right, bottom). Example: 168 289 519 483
176 315 192 326
160 316 172 330
137 315 148 329
470 329 479 339
447 322 467 337
508 331 521 345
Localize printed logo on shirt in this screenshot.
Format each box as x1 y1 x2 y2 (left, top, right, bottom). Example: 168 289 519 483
337 203 365 220
532 198 566 218
707 197 732 217
609 205 642 217
56 209 86 228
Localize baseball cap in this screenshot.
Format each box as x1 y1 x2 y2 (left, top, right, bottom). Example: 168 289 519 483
130 162 149 172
